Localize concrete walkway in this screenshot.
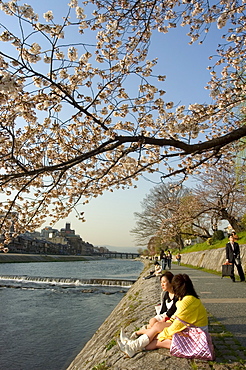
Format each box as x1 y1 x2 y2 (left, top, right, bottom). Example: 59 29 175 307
170 263 246 348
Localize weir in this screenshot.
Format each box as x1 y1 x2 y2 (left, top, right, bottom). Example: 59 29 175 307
0 275 136 287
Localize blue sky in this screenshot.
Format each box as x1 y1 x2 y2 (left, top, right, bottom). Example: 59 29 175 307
0 1 226 252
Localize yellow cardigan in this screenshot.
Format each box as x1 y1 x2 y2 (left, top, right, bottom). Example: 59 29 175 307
157 295 208 341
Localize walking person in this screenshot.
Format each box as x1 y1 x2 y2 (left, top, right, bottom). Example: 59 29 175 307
166 250 172 269
176 253 181 266
226 234 245 282
159 249 166 270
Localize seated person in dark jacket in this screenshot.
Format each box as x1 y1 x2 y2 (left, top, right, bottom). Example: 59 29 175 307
148 271 178 328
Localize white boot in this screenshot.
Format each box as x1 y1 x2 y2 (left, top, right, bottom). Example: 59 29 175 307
120 328 130 344
130 325 147 339
130 332 138 340
118 334 150 357
120 328 139 341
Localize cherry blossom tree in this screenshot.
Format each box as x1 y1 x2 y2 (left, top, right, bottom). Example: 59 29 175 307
131 181 219 250
194 167 246 232
0 0 245 247
131 183 198 250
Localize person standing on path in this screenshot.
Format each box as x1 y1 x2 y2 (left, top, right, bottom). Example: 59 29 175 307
166 250 172 269
225 234 245 282
176 253 181 266
159 249 166 270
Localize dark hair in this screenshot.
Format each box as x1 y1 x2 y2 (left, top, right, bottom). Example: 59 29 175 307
172 274 199 299
160 271 174 283
154 261 160 265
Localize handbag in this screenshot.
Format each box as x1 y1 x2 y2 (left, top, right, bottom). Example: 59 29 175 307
222 263 234 277
170 317 215 360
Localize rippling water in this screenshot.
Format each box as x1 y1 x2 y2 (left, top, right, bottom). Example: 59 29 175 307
0 259 143 370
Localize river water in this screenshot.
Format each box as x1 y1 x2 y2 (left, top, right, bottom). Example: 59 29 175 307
0 259 143 370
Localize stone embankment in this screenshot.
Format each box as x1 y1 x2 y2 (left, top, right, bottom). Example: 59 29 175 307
180 244 246 275
0 253 101 263
67 259 245 370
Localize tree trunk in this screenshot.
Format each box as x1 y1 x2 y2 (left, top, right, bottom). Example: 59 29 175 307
175 234 184 250
220 209 242 232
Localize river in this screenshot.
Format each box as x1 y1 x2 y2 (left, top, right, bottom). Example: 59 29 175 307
0 258 143 370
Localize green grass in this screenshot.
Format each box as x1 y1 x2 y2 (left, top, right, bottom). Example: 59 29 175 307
91 362 109 370
106 339 117 351
180 230 246 254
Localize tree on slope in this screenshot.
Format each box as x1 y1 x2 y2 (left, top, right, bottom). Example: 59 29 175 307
131 183 194 250
195 167 246 232
0 0 245 246
131 181 215 250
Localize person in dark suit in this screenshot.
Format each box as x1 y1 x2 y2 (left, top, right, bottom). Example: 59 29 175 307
226 234 245 282
159 249 167 270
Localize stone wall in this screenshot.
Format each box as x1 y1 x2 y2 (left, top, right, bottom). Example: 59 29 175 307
180 244 246 275
0 254 102 263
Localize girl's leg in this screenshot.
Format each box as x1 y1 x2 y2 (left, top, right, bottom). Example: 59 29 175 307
136 321 171 338
148 317 158 328
145 338 172 350
118 322 171 358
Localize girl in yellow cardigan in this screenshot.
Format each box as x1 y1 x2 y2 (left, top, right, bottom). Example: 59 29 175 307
118 274 208 357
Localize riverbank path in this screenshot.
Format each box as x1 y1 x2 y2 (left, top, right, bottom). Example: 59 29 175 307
170 263 246 348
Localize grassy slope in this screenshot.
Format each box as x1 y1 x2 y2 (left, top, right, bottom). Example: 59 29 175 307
180 231 246 254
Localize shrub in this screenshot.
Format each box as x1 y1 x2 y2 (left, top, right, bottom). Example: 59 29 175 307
211 230 225 242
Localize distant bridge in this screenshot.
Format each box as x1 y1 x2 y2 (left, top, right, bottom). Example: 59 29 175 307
100 252 140 259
